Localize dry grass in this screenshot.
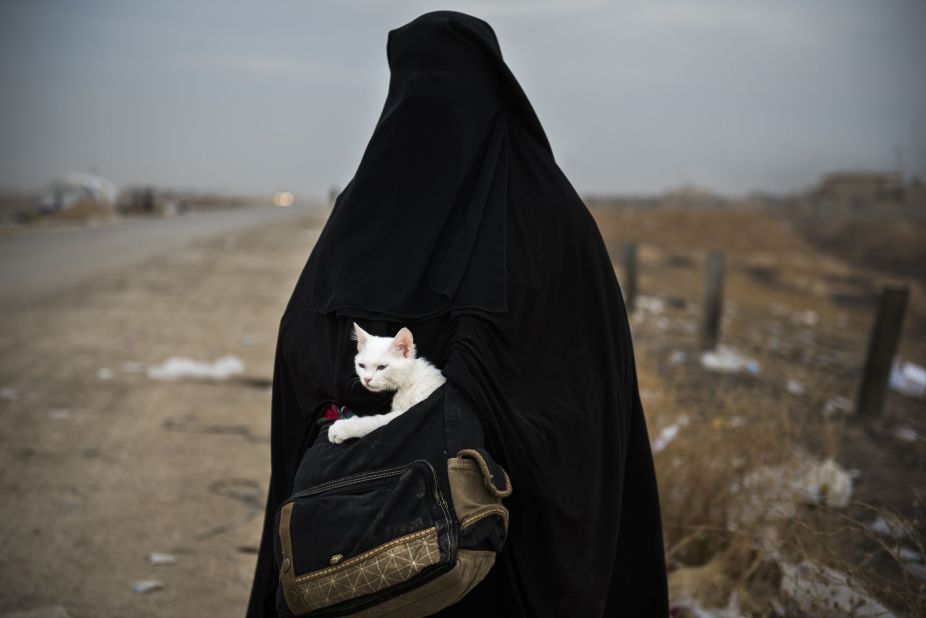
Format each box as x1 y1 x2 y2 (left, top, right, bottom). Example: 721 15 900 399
592 205 926 616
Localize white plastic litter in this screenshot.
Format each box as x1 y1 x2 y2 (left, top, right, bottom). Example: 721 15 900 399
635 295 665 314
904 562 926 581
792 310 819 326
131 579 164 594
700 346 760 375
868 513 913 539
786 379 805 396
97 368 114 380
780 559 895 618
890 359 926 398
894 426 920 443
148 552 177 565
668 350 687 365
796 459 854 509
822 396 853 418
147 355 245 381
892 545 923 563
653 415 689 453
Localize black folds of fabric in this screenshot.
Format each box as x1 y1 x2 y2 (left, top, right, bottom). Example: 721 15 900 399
248 10 668 618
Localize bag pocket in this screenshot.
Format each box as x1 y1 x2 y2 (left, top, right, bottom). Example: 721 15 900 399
447 448 511 553
276 460 454 616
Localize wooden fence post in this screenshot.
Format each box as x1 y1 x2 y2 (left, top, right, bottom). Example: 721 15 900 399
622 242 638 313
700 252 725 350
856 286 910 418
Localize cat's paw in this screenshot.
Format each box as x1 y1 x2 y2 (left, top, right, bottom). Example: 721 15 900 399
328 418 362 444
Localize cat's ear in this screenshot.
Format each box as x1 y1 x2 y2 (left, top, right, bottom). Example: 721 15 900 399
391 327 415 359
352 322 370 349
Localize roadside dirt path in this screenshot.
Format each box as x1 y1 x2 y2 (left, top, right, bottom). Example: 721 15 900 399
0 208 324 617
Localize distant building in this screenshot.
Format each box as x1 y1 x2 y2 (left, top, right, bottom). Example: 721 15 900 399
812 171 904 215
40 173 119 214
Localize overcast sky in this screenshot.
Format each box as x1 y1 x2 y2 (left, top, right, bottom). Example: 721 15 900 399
1 0 924 197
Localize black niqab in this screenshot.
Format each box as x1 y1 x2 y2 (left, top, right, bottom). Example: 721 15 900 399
248 11 668 617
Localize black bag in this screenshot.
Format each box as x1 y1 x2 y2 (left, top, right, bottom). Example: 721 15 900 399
274 384 512 617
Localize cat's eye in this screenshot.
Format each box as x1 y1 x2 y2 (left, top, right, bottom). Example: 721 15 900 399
358 363 365 369
377 365 387 370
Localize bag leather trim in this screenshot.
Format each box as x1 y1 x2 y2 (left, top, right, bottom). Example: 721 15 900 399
278 502 441 614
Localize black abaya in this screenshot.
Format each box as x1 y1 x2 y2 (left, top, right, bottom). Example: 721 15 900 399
248 11 668 617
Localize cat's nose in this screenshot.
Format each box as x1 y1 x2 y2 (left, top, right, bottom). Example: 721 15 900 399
363 377 372 384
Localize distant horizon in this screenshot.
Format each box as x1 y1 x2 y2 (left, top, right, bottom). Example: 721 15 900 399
5 166 919 203
2 1 924 197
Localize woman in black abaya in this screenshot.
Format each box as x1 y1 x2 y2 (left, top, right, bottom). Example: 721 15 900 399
248 11 668 617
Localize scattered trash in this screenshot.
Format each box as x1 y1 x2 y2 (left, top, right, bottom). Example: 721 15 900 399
640 388 661 402
120 361 146 374
904 562 926 581
893 426 920 443
668 350 687 365
47 409 71 421
97 368 114 380
780 559 895 618
668 595 745 618
700 346 760 375
0 387 18 400
822 396 853 418
148 552 177 565
131 579 164 594
785 379 805 396
653 415 689 453
892 545 923 564
147 355 245 381
889 358 926 398
728 465 799 527
791 310 819 326
796 459 854 509
635 295 665 314
868 513 913 539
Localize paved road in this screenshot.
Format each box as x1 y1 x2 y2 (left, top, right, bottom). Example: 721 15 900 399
0 205 320 310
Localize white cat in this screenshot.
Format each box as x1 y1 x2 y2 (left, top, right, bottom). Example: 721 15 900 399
327 323 446 444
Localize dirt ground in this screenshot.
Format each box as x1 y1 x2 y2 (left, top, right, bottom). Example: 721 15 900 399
1 204 923 617
0 209 325 617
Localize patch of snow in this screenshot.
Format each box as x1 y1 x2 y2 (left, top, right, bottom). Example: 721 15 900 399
780 559 895 617
893 426 920 443
868 513 913 539
147 355 244 381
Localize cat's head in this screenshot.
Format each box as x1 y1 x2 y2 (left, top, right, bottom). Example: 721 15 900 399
352 323 416 392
